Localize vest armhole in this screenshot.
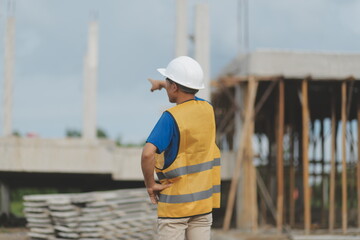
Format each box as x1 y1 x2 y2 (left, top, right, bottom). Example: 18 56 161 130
162 111 180 170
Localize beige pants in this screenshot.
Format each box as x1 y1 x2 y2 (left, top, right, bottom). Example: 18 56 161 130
157 213 212 240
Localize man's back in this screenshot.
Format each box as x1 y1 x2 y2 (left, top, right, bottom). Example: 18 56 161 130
156 99 221 218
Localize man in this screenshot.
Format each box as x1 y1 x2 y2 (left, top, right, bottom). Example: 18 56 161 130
141 56 221 240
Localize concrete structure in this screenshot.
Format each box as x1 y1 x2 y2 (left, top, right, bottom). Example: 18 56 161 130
175 0 187 57
0 137 233 181
195 3 210 101
0 136 234 214
3 16 15 137
83 20 98 140
0 138 139 179
221 49 360 80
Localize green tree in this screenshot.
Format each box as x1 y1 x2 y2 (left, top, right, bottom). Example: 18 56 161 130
65 128 109 138
66 129 81 138
12 130 21 137
97 128 108 139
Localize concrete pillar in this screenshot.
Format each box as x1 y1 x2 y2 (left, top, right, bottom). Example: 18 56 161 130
0 181 10 215
175 0 187 57
194 4 210 101
3 16 15 137
83 20 98 140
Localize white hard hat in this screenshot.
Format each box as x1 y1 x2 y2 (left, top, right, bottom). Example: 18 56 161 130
157 56 204 90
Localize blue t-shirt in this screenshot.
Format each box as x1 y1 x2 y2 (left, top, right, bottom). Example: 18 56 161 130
146 97 208 169
147 111 179 169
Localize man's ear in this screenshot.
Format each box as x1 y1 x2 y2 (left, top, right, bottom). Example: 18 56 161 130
171 82 179 92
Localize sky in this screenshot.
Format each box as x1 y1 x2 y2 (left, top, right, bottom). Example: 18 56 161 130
0 0 360 144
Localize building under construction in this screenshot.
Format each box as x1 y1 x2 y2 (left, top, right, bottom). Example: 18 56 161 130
213 49 360 235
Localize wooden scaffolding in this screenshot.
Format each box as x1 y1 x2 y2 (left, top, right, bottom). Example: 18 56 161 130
213 50 360 234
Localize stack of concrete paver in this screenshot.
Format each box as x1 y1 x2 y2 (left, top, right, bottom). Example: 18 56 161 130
23 188 157 240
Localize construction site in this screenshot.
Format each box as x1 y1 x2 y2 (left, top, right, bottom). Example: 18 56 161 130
1 0 360 240
213 50 360 239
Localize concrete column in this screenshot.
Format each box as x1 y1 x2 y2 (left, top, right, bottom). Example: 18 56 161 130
3 17 15 137
175 0 187 57
83 20 98 140
195 4 210 101
0 181 10 215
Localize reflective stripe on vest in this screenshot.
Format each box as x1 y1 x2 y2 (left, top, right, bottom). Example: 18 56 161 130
159 185 220 204
157 158 220 180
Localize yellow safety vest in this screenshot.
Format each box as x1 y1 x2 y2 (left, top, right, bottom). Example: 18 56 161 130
155 99 221 218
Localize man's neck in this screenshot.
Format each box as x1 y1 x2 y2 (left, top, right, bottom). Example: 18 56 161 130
175 94 195 105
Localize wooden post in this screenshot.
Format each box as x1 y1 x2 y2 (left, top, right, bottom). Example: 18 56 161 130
276 79 285 232
233 85 243 151
357 92 360 228
242 152 250 227
223 77 258 231
341 81 348 234
260 195 267 226
235 84 245 229
357 92 360 229
302 79 311 234
321 120 326 227
289 127 295 227
249 120 258 232
329 93 336 232
236 83 248 229
240 119 258 231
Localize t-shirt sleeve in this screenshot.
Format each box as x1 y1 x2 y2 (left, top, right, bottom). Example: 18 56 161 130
146 112 175 154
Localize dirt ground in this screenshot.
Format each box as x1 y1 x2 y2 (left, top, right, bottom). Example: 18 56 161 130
0 228 28 240
1 228 360 240
0 228 288 240
212 229 289 240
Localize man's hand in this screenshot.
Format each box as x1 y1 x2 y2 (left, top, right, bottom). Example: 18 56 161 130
148 78 166 92
146 183 172 204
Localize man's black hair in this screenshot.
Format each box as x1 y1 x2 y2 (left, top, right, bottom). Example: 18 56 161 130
166 78 199 94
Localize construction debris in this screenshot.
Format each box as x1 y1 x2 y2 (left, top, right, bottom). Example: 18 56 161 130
23 188 157 240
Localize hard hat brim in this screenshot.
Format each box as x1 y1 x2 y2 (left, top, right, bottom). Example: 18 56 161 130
156 68 205 90
157 68 168 78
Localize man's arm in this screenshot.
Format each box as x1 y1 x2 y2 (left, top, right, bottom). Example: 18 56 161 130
141 142 171 204
148 79 166 92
